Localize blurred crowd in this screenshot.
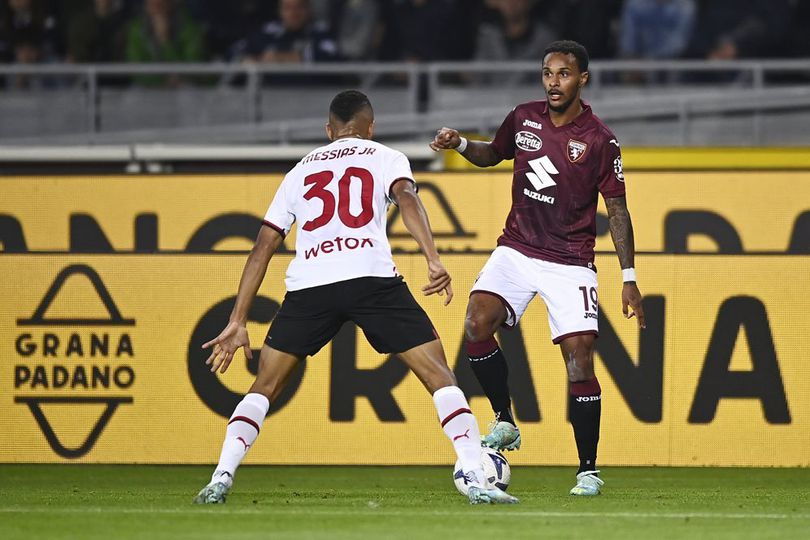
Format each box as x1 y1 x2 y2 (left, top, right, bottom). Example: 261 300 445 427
1 0 809 70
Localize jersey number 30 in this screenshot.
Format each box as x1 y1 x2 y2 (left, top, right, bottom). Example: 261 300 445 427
302 167 374 231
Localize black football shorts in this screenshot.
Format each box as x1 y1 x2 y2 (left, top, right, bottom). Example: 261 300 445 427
265 276 438 357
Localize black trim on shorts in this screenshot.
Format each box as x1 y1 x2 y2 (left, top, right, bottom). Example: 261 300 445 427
265 276 437 357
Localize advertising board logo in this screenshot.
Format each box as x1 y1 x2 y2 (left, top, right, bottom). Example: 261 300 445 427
14 265 135 458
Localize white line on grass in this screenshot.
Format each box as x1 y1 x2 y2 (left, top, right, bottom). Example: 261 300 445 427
0 508 808 520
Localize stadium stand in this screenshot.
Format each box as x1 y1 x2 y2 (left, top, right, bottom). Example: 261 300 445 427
0 0 809 150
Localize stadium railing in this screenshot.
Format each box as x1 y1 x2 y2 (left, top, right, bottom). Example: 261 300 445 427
1 60 809 148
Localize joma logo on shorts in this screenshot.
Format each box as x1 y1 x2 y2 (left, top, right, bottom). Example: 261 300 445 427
583 312 597 319
304 237 374 259
575 395 601 402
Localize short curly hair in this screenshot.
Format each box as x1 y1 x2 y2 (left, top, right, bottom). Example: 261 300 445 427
543 40 589 73
329 90 373 123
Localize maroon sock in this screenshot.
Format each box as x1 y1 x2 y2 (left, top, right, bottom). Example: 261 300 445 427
569 378 601 474
467 337 514 425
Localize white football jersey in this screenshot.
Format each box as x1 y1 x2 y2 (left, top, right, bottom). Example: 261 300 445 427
264 137 413 291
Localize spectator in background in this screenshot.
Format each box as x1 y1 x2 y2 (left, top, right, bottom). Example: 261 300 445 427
230 0 339 64
379 0 473 62
618 0 695 84
0 0 62 88
475 0 556 64
787 0 810 58
330 0 382 61
550 0 622 59
187 0 276 61
67 0 126 62
619 0 695 60
125 0 205 63
685 0 790 60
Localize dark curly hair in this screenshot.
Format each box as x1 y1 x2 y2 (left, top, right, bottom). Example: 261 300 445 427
543 40 589 73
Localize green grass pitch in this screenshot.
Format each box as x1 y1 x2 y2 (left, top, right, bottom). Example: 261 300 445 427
1 465 808 539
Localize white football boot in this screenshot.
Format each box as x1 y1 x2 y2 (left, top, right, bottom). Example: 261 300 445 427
569 470 604 496
465 471 519 505
193 471 232 504
481 413 521 451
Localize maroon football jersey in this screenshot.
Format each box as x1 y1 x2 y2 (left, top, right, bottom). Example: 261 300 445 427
490 100 625 269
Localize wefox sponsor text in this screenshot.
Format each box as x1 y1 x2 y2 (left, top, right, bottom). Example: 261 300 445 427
304 236 374 259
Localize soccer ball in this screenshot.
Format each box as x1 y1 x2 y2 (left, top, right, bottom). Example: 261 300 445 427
453 446 511 496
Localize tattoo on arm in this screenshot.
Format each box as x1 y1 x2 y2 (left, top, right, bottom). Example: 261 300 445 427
606 196 635 269
462 141 502 167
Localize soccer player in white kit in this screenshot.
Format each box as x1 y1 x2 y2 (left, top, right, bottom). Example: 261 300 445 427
193 91 517 505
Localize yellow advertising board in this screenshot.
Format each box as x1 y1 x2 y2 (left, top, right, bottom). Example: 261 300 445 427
1 172 808 255
2 254 808 466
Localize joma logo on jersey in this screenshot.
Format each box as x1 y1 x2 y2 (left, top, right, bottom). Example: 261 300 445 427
567 139 588 162
522 119 543 130
515 131 543 152
304 236 374 259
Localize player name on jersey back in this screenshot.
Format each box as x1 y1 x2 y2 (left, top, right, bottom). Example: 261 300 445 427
301 145 376 164
264 138 413 291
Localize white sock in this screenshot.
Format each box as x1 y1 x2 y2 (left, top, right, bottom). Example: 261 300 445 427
211 392 270 485
433 385 486 487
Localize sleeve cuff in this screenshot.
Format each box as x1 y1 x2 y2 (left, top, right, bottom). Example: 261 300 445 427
262 220 286 237
388 177 417 203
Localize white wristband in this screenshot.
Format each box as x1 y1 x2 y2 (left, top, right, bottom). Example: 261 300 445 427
622 268 637 283
455 137 468 153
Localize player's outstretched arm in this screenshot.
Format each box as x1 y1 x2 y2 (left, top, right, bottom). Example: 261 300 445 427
605 196 646 329
202 225 285 373
429 127 502 168
391 178 453 305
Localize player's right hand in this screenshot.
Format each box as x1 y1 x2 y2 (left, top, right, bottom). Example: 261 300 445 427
423 259 453 305
202 321 253 374
622 283 646 329
429 127 461 152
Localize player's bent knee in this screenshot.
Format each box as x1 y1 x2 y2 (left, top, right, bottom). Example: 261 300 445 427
426 368 457 393
566 366 595 383
398 341 457 392
248 346 300 402
565 355 595 382
464 316 495 343
415 358 456 393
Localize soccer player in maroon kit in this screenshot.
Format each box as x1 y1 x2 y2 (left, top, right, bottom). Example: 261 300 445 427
430 40 646 495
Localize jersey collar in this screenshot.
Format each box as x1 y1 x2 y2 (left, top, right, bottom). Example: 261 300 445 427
541 99 592 127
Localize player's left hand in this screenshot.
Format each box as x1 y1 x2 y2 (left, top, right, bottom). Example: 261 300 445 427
202 321 253 374
622 282 646 329
423 259 453 305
